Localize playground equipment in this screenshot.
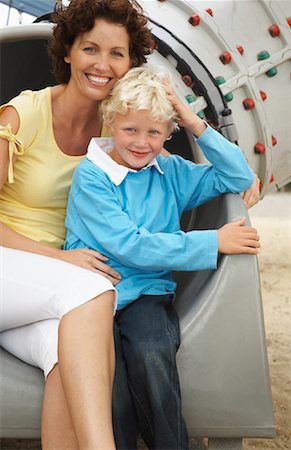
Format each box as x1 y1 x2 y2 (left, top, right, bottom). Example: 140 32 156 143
140 0 291 196
1 0 290 447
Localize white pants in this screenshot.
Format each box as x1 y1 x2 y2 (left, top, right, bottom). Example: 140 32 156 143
0 319 60 377
0 247 116 377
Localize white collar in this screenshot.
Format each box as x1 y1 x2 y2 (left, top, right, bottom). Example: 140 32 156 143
86 137 164 186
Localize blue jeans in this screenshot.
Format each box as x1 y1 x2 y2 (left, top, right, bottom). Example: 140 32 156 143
112 294 189 450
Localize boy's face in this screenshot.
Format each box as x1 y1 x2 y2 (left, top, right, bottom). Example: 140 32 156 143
109 109 171 170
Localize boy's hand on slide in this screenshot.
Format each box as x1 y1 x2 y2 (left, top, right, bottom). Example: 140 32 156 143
218 218 260 255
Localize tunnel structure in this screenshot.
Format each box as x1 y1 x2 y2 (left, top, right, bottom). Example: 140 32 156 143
1 1 290 448
141 0 291 196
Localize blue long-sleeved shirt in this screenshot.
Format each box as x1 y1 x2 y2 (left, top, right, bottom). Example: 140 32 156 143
65 125 253 309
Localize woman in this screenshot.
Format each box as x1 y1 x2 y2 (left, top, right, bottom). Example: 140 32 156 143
0 1 153 448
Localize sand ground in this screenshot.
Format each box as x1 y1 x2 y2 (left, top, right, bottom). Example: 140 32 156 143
242 192 291 450
1 193 290 450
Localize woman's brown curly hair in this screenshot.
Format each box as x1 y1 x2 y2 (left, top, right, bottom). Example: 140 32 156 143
48 0 154 84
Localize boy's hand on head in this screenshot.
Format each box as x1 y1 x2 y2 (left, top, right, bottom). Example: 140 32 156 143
218 218 260 255
163 81 206 137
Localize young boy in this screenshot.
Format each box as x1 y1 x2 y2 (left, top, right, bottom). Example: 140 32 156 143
65 67 259 450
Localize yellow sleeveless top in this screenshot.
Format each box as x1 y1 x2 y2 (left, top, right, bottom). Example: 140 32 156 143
0 88 106 248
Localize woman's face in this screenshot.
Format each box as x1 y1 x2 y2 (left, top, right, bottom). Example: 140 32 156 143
65 19 132 101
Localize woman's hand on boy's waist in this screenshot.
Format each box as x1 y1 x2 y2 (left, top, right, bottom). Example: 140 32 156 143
59 248 121 285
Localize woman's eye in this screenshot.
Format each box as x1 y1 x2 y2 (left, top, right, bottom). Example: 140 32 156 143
112 50 124 57
149 130 159 135
83 47 95 53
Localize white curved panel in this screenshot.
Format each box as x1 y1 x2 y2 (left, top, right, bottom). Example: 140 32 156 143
140 0 291 194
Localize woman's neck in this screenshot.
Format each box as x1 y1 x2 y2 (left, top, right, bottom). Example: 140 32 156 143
51 83 101 131
51 84 102 156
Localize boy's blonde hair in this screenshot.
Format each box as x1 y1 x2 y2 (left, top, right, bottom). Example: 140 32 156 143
101 67 179 132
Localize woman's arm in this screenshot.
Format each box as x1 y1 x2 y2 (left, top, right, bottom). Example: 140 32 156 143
0 222 120 284
0 108 120 284
0 108 62 257
0 107 19 186
242 172 261 208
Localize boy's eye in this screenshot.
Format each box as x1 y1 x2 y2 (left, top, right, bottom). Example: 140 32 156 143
125 128 136 133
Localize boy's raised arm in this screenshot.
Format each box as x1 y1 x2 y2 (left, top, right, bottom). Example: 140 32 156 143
164 83 254 209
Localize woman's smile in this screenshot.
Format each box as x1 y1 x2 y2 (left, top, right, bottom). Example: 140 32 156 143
86 74 111 86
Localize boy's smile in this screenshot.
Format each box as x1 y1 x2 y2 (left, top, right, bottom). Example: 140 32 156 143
109 109 170 170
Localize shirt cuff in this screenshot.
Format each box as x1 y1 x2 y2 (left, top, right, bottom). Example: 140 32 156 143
208 229 219 269
192 120 208 139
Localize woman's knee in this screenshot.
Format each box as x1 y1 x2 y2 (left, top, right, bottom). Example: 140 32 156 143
66 289 116 318
61 289 116 323
96 289 116 311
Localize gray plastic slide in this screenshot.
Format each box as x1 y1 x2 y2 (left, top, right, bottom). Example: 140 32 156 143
175 193 275 439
